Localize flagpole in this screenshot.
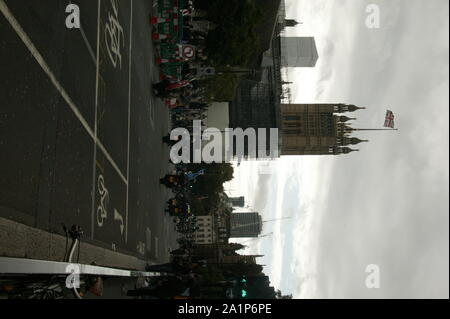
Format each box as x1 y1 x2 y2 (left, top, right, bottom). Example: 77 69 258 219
351 128 398 131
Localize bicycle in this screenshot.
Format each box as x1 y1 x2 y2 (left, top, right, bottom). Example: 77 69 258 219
1 225 91 299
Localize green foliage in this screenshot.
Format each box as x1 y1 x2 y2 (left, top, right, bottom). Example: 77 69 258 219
187 163 234 215
197 266 226 283
219 263 264 278
194 0 262 67
200 72 239 102
275 290 293 299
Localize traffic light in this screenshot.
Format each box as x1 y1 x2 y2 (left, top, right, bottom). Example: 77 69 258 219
240 276 248 298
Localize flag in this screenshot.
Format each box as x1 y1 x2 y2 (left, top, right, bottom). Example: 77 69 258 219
384 110 395 128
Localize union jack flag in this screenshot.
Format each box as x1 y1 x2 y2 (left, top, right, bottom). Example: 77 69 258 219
384 110 395 128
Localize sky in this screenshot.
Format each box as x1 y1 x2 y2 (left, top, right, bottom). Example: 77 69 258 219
224 0 449 298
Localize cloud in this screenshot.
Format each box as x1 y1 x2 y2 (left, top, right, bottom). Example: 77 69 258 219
229 0 449 298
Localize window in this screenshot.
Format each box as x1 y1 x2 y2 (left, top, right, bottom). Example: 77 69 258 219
283 115 301 121
283 129 303 135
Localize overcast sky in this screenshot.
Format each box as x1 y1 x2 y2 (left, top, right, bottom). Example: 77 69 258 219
225 0 449 298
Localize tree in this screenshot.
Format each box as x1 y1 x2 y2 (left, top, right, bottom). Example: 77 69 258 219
200 72 239 102
219 263 264 278
275 289 293 299
186 163 234 215
193 0 262 67
226 243 246 251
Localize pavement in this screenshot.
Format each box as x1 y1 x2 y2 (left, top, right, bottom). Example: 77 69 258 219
0 0 178 268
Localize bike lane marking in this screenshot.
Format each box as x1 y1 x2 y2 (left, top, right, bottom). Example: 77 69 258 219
154 236 159 258
91 0 102 240
69 0 96 65
0 0 126 185
125 0 133 244
92 0 132 247
0 0 127 242
93 158 127 247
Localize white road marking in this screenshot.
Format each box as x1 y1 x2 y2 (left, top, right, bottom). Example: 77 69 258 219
91 0 102 239
146 228 152 252
0 0 127 185
149 97 155 130
69 0 96 64
104 0 125 69
79 23 97 64
125 0 133 244
148 63 155 130
137 241 145 255
114 208 124 235
96 174 110 227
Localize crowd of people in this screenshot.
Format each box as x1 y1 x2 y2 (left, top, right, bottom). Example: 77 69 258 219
151 0 216 117
126 236 206 299
124 1 219 299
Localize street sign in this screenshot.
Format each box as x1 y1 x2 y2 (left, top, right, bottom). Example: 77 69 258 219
181 45 195 59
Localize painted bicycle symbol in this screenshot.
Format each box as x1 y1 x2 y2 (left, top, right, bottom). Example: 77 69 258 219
97 174 110 227
105 0 125 69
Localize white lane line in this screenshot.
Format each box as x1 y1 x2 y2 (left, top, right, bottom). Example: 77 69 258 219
69 0 96 64
149 61 155 130
91 0 101 240
79 24 96 64
0 0 127 186
125 0 133 244
146 228 152 252
149 96 155 130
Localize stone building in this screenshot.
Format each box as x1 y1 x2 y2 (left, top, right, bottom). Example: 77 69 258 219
280 103 368 156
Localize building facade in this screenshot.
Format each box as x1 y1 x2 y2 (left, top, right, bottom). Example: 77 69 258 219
280 103 368 156
193 215 215 244
228 196 245 207
280 37 319 68
230 212 263 238
226 1 370 160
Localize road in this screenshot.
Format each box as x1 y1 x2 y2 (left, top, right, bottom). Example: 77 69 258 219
0 0 178 265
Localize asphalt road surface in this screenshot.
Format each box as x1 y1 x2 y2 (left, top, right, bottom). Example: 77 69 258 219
0 0 178 264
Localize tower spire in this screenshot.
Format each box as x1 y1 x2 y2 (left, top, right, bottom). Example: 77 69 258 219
351 128 398 131
285 19 301 27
